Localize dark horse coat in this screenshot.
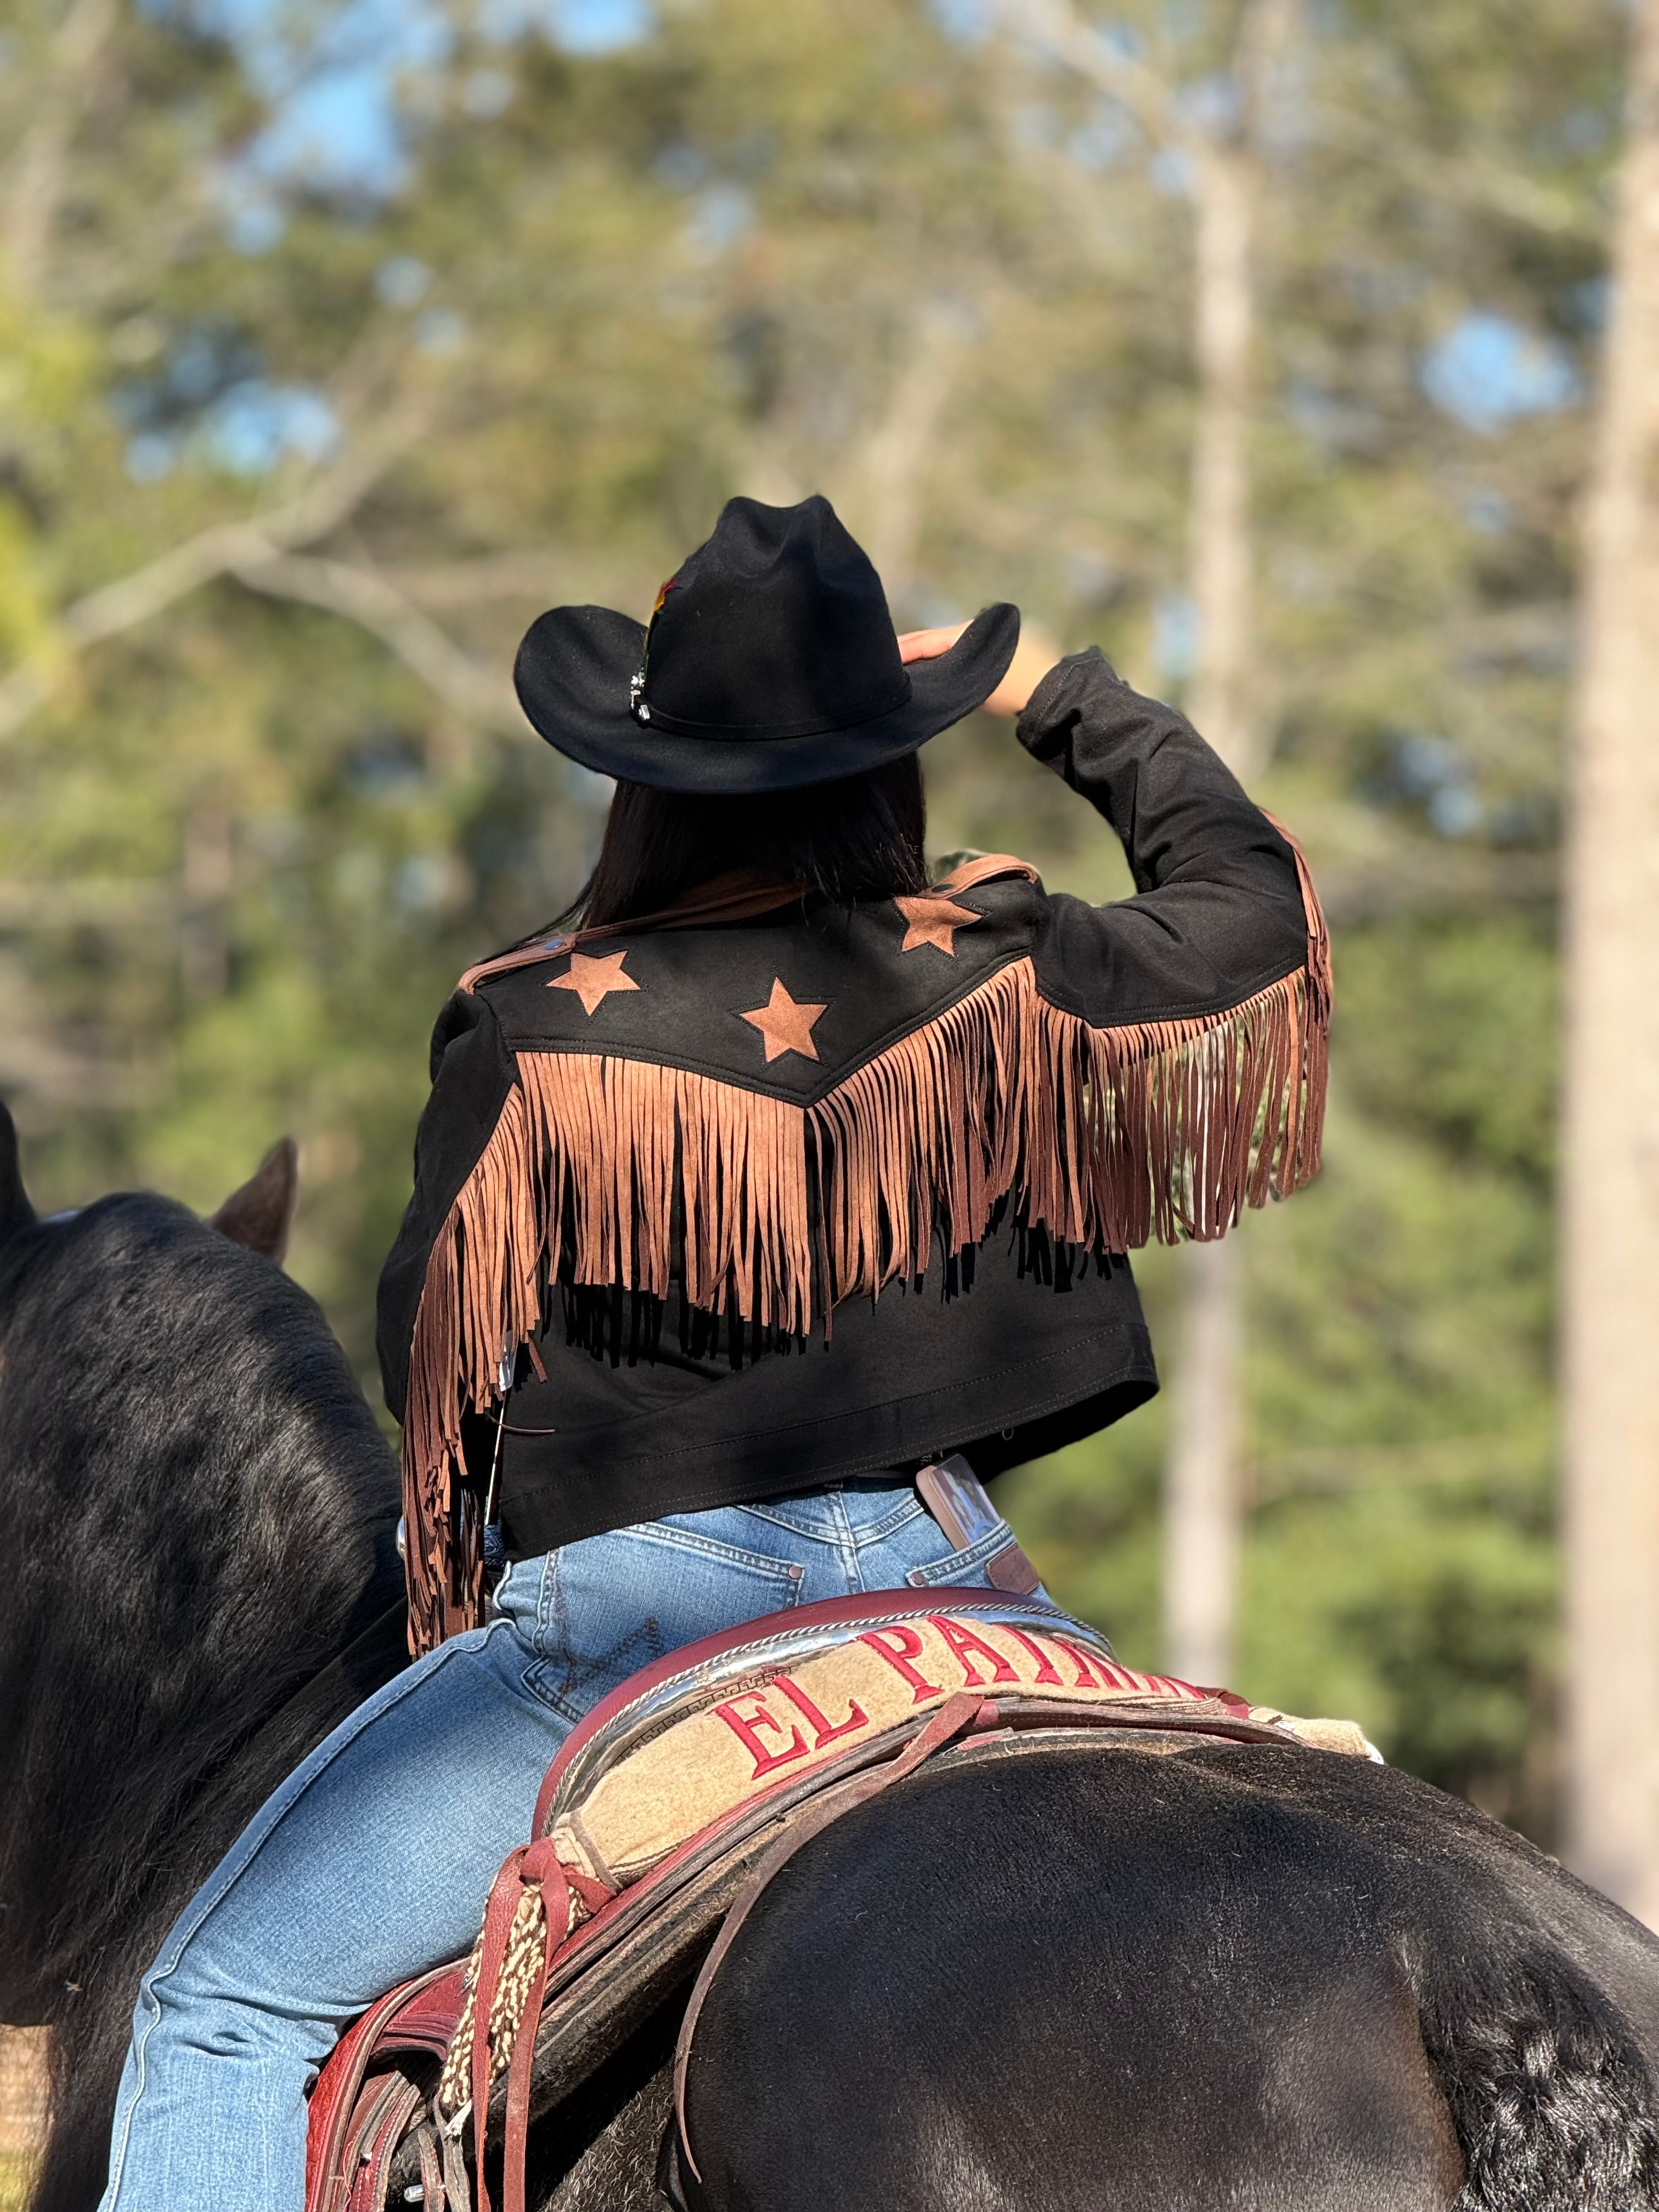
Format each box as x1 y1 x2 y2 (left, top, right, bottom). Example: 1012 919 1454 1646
4 1101 1659 2211
674 1745 1659 2212
0 1105 404 2212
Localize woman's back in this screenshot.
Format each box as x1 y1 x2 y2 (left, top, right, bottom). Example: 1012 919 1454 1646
381 647 1326 1648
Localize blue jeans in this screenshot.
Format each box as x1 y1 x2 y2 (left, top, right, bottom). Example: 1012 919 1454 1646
98 1483 1033 2212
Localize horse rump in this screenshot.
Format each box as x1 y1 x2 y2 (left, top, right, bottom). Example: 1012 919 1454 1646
666 1740 1659 2212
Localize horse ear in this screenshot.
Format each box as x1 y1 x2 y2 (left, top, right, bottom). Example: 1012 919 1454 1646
0 1101 36 1243
211 1137 299 1264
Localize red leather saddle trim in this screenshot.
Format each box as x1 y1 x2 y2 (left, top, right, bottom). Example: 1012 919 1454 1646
343 2075 424 2212
306 1964 460 2212
307 1612 1010 2210
532 1585 1041 1834
377 1965 471 2056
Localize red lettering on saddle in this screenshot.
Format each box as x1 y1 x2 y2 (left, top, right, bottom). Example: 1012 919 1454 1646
1000 1624 1064 1685
858 1625 944 1703
713 1689 809 1778
774 1672 870 1748
929 1615 1018 1689
1052 1637 1114 1691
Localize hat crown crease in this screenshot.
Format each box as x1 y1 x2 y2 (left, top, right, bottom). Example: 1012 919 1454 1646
509 494 1020 792
644 497 908 739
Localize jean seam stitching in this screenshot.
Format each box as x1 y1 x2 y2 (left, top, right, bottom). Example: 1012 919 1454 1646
729 1504 843 1542
535 1549 558 1657
911 1520 1018 1585
830 1489 857 1593
859 1498 927 1543
598 1523 811 1578
521 1660 585 1723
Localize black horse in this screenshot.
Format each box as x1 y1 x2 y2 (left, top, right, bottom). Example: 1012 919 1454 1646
0 1104 405 2212
4 1102 1659 2212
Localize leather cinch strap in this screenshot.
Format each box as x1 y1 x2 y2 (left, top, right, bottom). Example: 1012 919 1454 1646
468 1836 613 2212
669 1689 989 2192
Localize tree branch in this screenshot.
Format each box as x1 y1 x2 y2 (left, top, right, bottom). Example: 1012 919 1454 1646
1234 0 1298 144
1000 0 1601 245
1312 104 1603 244
0 400 432 743
995 0 1205 159
230 552 520 729
856 298 973 607
380 550 574 608
0 876 179 926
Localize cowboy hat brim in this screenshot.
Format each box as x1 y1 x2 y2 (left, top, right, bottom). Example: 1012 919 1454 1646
513 602 1021 793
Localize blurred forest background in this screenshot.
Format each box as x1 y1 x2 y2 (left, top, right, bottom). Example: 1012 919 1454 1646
0 0 1626 1851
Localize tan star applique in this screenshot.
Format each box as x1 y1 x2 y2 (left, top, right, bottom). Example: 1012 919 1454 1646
894 893 981 956
739 977 828 1063
548 949 640 1017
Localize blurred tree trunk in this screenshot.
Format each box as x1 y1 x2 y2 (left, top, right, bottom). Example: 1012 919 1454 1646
1000 0 1291 1688
1166 1237 1245 1684
1562 0 1659 1925
1162 2 1289 1688
4 0 120 297
857 299 972 615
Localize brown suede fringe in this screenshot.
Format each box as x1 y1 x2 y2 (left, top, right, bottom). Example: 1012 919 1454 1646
402 876 1331 1652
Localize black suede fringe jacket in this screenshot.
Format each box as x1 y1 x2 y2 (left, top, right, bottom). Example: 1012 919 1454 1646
379 650 1330 1651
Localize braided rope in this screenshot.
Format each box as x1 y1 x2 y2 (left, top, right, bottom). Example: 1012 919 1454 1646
438 1883 550 2121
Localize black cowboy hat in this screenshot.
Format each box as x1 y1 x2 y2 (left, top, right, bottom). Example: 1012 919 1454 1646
512 494 1020 793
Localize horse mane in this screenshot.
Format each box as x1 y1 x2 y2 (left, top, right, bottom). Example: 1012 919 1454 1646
0 1183 402 2212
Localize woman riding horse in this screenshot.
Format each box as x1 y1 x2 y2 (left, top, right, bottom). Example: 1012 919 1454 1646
94 493 1328 2212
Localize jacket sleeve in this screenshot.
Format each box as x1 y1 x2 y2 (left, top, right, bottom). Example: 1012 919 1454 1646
1016 647 1313 1025
1013 646 1329 1249
375 989 517 1424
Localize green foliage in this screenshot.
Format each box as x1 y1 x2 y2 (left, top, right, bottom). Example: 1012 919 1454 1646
0 2150 34 2212
1338 913 1558 1185
1008 905 1562 1836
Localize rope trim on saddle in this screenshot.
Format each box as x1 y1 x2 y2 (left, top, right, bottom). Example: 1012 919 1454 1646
426 1605 1378 2204
399 835 1329 1651
437 1691 991 2212
444 1835 613 2212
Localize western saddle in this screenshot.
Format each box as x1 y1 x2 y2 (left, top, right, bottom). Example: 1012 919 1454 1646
303 1589 1375 2212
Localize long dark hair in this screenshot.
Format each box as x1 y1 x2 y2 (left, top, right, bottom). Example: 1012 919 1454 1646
568 753 928 930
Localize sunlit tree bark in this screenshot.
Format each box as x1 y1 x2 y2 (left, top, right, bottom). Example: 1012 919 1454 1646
1163 127 1259 1687
1163 2 1290 1690
856 301 971 613
1000 0 1291 1689
1165 1236 1245 1685
3 0 120 298
1562 0 1659 1926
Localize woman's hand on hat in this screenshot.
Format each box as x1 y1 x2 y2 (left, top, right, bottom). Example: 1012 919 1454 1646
896 621 1063 719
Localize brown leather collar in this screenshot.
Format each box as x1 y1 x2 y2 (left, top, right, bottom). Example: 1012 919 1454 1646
455 855 1040 996
456 872 806 994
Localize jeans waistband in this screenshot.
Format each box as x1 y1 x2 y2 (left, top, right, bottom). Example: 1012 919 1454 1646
732 1478 925 1544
